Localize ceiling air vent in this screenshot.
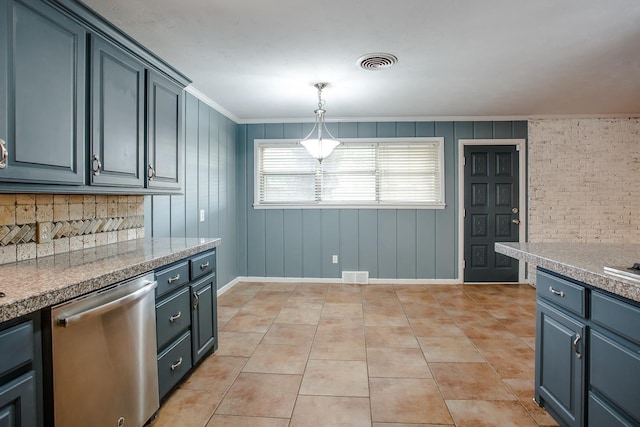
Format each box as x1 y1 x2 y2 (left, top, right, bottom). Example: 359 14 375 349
357 53 398 70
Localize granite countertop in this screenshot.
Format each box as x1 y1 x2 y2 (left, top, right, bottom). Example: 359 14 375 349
0 237 221 322
496 242 640 303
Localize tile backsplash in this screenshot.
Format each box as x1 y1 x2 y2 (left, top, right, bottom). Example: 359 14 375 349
0 194 144 265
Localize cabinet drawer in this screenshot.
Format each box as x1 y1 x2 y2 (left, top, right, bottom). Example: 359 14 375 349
536 269 586 317
157 331 192 400
156 287 191 351
589 393 635 427
0 321 33 378
589 330 640 423
0 371 36 427
190 250 215 280
155 262 190 298
592 291 640 346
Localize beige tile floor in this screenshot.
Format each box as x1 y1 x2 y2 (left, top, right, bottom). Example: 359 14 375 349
154 282 559 427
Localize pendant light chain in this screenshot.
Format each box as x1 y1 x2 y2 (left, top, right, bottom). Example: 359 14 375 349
316 83 326 110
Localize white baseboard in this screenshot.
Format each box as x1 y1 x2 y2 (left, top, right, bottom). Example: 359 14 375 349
217 276 244 297
369 278 460 285
220 276 463 289
238 276 344 284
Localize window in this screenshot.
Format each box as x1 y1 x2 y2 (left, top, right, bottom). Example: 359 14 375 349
254 137 445 209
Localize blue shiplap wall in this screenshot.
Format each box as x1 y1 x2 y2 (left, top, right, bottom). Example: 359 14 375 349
236 120 527 280
146 93 239 288
146 114 526 285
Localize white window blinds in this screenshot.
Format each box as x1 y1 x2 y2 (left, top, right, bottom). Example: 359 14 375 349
378 142 443 204
255 138 445 209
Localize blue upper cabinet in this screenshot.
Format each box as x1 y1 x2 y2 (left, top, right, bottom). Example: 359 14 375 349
0 0 190 194
146 70 183 191
0 0 86 184
90 35 146 188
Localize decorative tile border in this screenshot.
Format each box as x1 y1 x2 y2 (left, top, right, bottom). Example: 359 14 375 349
0 216 144 246
0 194 146 264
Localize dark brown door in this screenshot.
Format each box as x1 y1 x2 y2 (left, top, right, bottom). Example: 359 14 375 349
464 145 519 282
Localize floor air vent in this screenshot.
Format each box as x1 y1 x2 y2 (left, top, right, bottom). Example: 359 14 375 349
342 271 369 284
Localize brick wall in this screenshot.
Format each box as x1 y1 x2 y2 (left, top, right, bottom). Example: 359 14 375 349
0 194 144 264
528 118 640 243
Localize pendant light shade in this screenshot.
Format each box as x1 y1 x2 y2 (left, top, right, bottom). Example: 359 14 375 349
299 83 340 162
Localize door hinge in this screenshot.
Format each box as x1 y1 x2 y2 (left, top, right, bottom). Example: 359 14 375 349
463 156 466 166
463 259 466 268
463 208 466 218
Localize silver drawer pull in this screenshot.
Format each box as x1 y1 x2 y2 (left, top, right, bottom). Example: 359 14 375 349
573 334 582 359
167 274 181 284
92 154 102 176
148 164 156 181
549 286 565 297
170 357 183 371
0 139 7 169
200 262 209 270
169 311 181 322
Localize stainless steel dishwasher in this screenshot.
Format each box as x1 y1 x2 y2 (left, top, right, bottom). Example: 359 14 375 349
49 272 159 427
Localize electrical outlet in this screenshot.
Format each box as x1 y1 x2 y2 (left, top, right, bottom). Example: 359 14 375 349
199 209 205 222
332 255 338 264
36 222 52 244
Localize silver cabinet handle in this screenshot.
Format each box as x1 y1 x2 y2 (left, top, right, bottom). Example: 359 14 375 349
573 334 582 359
549 286 565 297
0 139 7 169
200 262 209 270
148 164 156 181
92 154 102 176
193 291 199 309
512 219 520 225
170 357 183 371
169 311 181 323
167 274 181 284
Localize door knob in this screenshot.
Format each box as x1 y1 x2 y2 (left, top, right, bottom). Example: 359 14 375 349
512 219 520 225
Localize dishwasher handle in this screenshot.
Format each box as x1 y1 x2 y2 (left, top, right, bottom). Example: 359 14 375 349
57 280 157 327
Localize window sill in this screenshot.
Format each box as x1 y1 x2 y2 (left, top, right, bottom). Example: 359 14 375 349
253 203 446 210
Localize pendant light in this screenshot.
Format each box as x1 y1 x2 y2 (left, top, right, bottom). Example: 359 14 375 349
299 83 340 162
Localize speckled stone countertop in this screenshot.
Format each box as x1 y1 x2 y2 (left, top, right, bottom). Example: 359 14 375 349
496 242 640 303
0 237 221 322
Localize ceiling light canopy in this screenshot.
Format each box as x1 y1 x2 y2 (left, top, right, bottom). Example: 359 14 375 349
299 83 340 162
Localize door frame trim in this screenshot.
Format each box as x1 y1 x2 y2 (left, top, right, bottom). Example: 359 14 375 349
457 139 527 283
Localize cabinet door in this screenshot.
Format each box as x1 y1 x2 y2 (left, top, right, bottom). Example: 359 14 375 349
589 329 640 424
535 300 585 427
190 274 217 364
90 35 145 187
146 70 183 191
0 371 36 427
0 0 85 184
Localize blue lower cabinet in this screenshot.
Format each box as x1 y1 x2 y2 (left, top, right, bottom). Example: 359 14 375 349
157 332 192 400
155 249 217 401
588 393 636 427
0 312 41 427
536 269 640 427
0 372 36 427
191 275 217 364
535 299 585 427
156 287 191 351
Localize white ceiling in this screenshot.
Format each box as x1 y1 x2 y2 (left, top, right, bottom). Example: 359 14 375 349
82 0 640 123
